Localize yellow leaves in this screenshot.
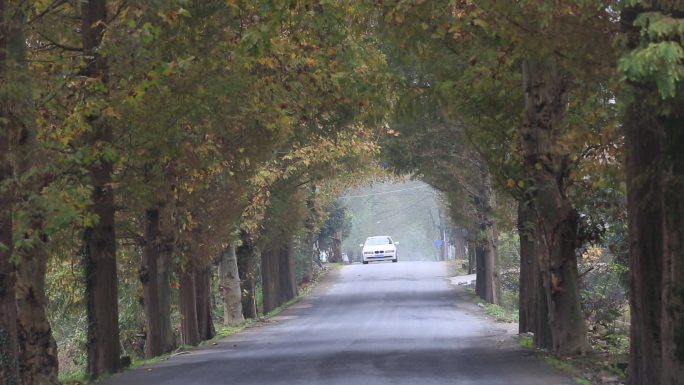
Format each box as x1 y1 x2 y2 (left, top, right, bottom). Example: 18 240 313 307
102 106 120 119
158 7 191 24
582 245 603 264
506 178 525 189
257 57 276 69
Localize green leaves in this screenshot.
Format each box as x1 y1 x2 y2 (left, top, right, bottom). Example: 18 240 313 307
619 9 684 109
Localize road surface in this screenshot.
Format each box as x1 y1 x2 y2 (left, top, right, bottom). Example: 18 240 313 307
103 261 573 385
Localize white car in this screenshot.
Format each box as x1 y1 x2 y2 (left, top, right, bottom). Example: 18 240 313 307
360 236 398 264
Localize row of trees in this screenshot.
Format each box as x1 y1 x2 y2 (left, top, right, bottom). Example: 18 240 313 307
0 0 389 383
1 1 683 385
379 1 683 384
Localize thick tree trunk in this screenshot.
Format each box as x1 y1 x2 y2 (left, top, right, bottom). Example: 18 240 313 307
330 231 342 263
622 7 684 381
80 0 121 377
261 245 280 314
140 200 175 354
624 88 666 385
467 240 475 274
194 267 215 341
141 208 163 357
157 203 175 353
453 235 466 261
472 169 501 305
15 226 59 385
12 22 59 385
237 231 257 319
518 200 552 348
178 266 200 347
475 243 486 299
278 240 297 304
518 200 535 334
520 58 588 356
0 148 18 384
302 188 316 283
219 247 244 326
480 170 500 305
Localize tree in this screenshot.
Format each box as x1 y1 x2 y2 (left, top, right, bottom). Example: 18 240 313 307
619 4 684 384
78 0 121 376
0 1 21 382
380 0 620 355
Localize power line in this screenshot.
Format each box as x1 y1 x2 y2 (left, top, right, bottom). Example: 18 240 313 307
339 184 431 199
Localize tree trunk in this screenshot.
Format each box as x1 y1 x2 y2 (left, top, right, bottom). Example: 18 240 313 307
15 223 59 385
518 200 552 348
219 246 244 326
472 168 501 305
0 126 18 384
302 188 316 283
237 231 257 319
480 169 500 305
621 6 684 382
194 267 215 341
157 202 175 353
330 231 342 263
520 58 588 356
278 240 297 304
475 243 486 300
141 208 163 358
79 0 121 377
518 200 535 334
7 75 56 385
179 266 200 347
2 3 59 383
140 198 176 354
467 240 475 274
261 245 280 314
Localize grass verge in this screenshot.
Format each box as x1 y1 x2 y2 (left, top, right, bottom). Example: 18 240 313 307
465 288 519 323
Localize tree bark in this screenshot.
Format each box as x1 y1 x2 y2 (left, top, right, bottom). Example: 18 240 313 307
520 58 588 356
157 202 175 353
473 168 501 305
0 116 18 384
11 21 60 385
278 240 297 305
178 266 200 347
261 245 280 314
330 231 342 263
0 1 21 382
621 6 684 382
518 200 535 334
80 0 121 377
480 169 500 305
517 199 552 348
237 231 257 319
141 208 163 357
302 187 316 283
218 246 244 326
15 220 59 385
139 199 175 354
194 266 215 341
475 243 485 300
467 240 475 274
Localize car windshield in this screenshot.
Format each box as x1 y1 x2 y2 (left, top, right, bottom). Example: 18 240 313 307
366 237 392 246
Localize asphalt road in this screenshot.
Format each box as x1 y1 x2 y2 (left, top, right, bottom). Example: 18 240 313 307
103 261 573 385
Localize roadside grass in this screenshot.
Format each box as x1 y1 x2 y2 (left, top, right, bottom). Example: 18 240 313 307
544 357 594 385
465 288 519 323
58 370 89 385
518 334 534 348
